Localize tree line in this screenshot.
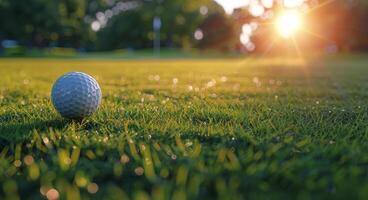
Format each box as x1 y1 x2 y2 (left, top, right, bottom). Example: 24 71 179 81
0 0 226 51
0 0 367 52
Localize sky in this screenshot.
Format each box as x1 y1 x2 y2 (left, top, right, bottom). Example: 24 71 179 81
214 0 305 14
214 0 251 14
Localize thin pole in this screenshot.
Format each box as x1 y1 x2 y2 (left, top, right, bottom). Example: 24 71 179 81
153 16 161 57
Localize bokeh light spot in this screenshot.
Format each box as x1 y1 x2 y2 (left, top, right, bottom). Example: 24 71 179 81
194 29 204 40
91 21 101 32
284 0 304 8
46 188 59 200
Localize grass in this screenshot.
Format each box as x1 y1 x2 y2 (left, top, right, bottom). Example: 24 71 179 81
0 56 367 200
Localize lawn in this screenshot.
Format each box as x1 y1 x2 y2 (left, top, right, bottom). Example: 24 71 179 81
0 56 367 200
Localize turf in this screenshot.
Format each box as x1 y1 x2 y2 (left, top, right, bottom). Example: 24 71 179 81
0 56 367 200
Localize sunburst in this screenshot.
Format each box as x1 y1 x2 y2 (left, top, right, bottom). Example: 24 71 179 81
258 0 337 59
275 10 303 38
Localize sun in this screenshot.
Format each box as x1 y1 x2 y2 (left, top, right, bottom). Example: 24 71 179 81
275 10 303 38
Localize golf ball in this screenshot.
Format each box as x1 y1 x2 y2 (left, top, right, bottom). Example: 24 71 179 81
51 72 102 120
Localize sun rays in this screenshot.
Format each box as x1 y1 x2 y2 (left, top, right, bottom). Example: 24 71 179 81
258 0 337 60
275 10 303 38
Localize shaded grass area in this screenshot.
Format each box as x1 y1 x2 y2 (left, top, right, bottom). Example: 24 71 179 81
0 57 368 199
1 48 242 60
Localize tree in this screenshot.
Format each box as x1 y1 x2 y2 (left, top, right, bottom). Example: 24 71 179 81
0 0 91 48
196 13 238 51
94 0 224 50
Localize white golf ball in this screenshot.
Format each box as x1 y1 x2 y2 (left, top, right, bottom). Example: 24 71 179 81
51 72 102 120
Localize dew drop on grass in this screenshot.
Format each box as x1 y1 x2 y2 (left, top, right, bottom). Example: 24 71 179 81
42 137 50 145
120 154 130 163
14 160 22 167
87 183 99 194
134 167 144 176
220 76 228 82
173 78 179 85
206 79 216 88
161 98 170 104
46 188 59 200
185 141 193 147
24 155 34 166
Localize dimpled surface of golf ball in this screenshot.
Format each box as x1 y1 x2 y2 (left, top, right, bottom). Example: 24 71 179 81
51 72 102 120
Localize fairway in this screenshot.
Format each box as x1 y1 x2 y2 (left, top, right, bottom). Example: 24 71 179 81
0 57 368 199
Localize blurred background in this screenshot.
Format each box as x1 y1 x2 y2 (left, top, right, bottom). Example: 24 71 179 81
0 0 367 57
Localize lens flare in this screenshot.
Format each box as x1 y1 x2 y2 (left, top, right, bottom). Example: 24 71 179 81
275 10 303 38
